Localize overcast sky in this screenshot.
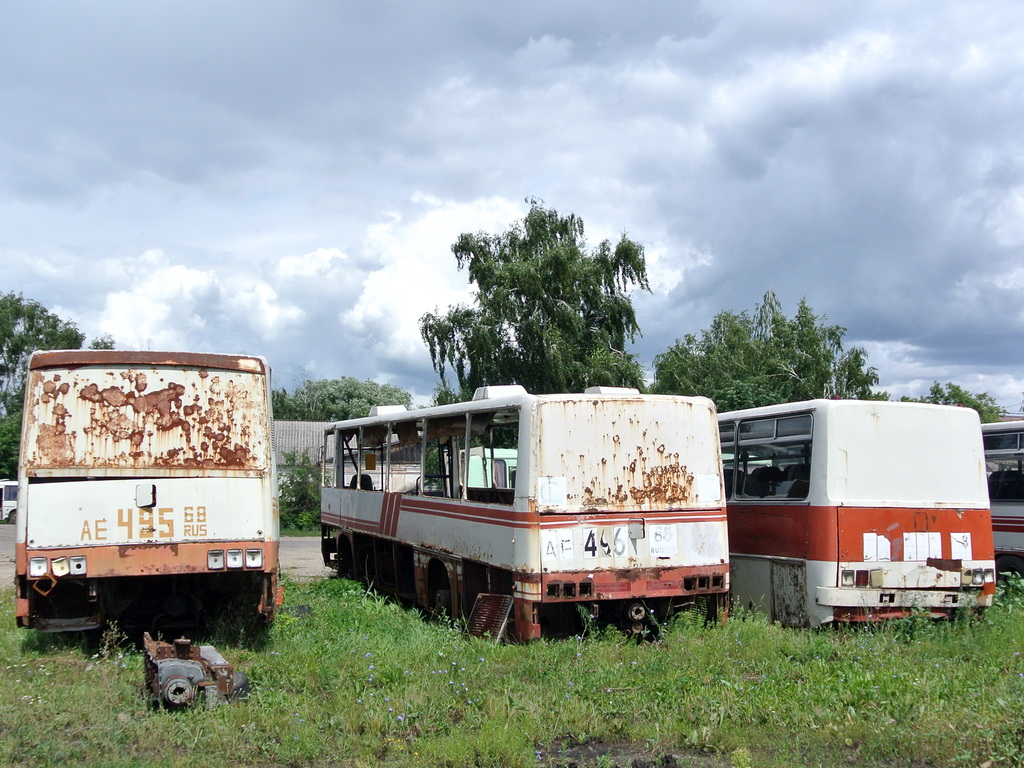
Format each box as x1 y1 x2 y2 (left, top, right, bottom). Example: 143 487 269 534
3 2 1022 412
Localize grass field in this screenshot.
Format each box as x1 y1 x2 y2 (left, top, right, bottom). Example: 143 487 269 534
2 578 1023 768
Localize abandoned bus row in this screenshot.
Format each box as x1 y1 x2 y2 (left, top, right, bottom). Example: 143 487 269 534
10 349 1020 640
317 385 1004 638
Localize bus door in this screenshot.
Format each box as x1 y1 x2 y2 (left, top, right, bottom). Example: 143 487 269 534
724 413 815 626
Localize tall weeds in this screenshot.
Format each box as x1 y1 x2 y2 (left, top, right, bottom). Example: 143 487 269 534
1 577 1023 767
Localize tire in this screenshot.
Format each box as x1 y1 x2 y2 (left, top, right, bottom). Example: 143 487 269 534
996 554 1024 580
231 671 250 700
336 536 354 580
7 510 14 527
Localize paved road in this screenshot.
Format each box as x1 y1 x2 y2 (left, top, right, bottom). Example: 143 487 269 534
0 524 333 586
279 535 335 581
0 524 11 586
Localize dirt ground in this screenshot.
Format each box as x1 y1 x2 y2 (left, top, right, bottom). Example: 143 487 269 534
0 524 332 586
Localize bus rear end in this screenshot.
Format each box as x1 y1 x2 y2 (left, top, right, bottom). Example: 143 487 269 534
821 402 994 622
724 400 994 627
524 392 728 635
15 350 278 633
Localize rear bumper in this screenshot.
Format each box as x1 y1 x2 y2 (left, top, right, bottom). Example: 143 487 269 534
817 585 993 611
17 539 278 579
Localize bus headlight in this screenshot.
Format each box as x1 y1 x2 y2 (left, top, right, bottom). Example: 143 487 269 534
70 556 87 575
207 550 225 570
29 557 47 578
245 549 263 569
226 549 244 569
963 568 994 586
841 570 855 587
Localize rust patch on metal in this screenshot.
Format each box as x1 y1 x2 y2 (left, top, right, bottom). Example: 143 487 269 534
119 543 180 559
22 359 268 472
34 400 76 465
581 446 694 508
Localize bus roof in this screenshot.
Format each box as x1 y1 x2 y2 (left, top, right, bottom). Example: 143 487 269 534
325 389 715 433
981 420 1024 435
718 398 979 422
29 350 267 374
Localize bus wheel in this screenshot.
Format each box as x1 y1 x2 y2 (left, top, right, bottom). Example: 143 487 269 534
6 510 14 526
336 536 354 580
996 555 1024 581
427 560 452 618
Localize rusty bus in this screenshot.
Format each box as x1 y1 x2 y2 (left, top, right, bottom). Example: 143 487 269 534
720 400 995 627
981 420 1024 578
15 350 279 633
320 385 728 640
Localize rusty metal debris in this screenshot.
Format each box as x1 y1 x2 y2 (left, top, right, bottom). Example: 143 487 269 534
142 633 248 708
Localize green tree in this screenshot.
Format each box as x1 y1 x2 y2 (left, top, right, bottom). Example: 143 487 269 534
273 377 412 422
419 199 650 398
0 292 85 416
652 291 880 410
0 293 86 477
0 413 20 479
900 382 1003 423
278 449 322 531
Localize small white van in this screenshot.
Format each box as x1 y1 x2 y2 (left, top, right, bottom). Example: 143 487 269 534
1 480 17 524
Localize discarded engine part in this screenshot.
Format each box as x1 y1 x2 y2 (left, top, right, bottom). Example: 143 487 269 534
142 633 248 708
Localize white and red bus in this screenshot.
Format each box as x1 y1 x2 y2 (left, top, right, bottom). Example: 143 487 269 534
719 400 995 627
15 350 279 633
320 385 728 640
981 420 1024 578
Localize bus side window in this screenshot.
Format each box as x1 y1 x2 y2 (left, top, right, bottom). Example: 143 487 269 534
749 466 784 496
736 414 812 500
786 463 810 499
991 469 1024 501
732 468 747 496
385 432 423 495
464 410 519 506
349 473 374 490
338 430 360 490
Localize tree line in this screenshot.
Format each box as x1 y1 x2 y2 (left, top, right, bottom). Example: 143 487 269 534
417 199 1003 421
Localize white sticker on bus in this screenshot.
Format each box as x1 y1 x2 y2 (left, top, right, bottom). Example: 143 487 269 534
537 476 568 506
950 532 972 560
542 529 574 561
863 533 891 562
582 526 627 559
695 473 721 502
650 524 677 556
903 531 942 561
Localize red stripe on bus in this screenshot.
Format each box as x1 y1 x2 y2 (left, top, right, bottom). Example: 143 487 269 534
326 496 728 536
727 503 993 562
539 512 726 529
383 493 401 537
